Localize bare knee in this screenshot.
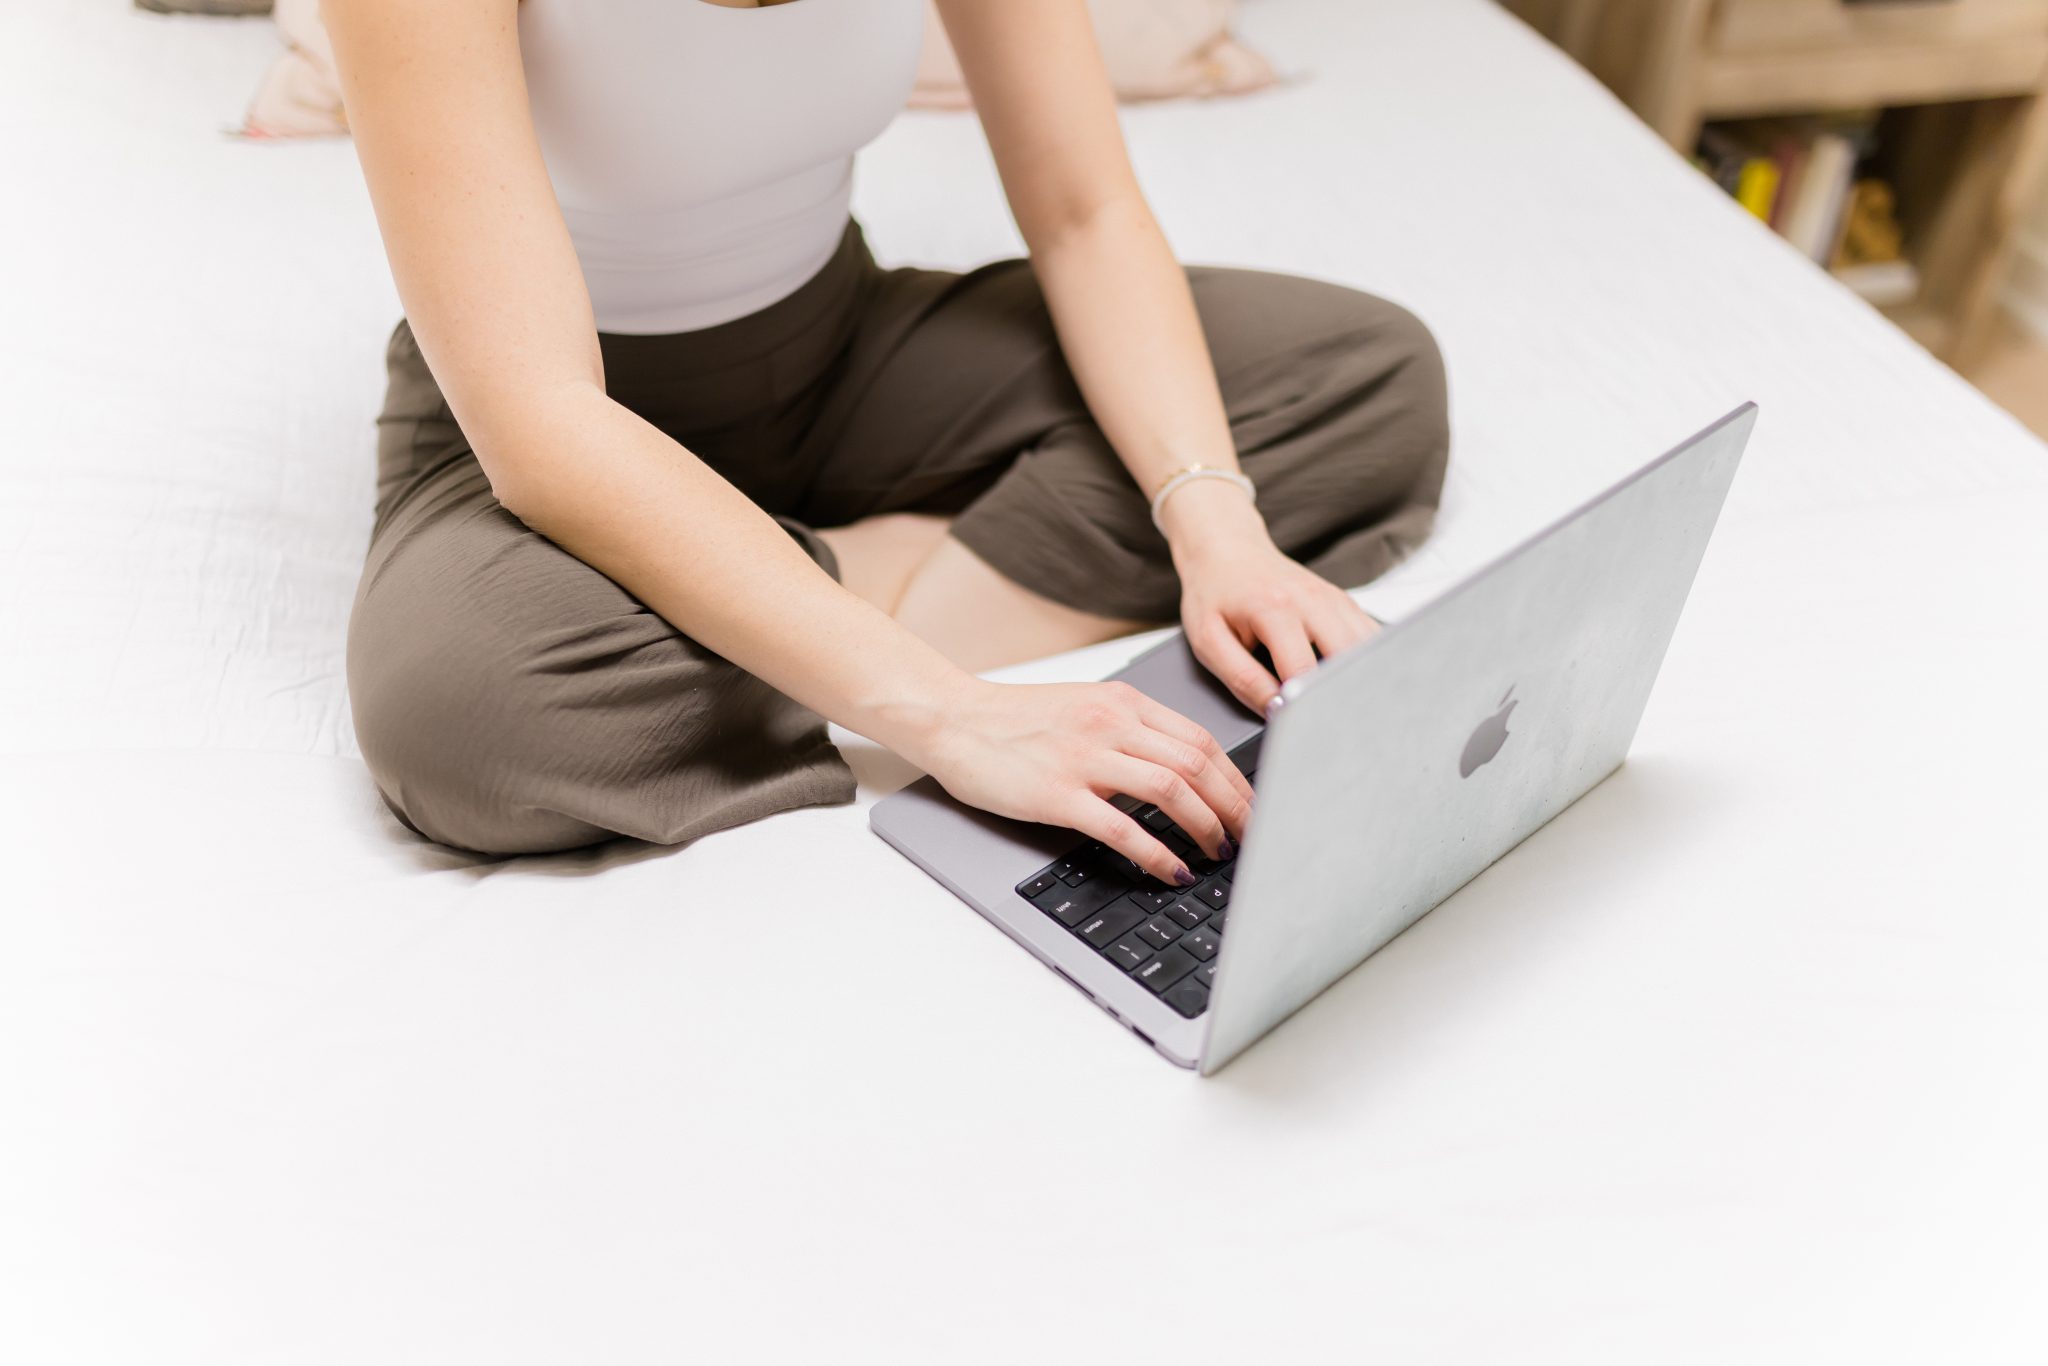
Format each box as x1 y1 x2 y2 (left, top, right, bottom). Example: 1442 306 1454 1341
817 511 954 614
891 535 1149 672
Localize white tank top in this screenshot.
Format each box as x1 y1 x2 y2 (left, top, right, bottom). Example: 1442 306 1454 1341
518 0 927 334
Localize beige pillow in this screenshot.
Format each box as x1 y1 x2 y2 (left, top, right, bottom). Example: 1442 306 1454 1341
914 0 1277 109
244 0 1277 139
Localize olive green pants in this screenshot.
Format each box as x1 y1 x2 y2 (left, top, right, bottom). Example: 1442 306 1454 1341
348 219 1449 854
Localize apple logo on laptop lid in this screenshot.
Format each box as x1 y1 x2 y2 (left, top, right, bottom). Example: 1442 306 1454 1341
1460 686 1517 778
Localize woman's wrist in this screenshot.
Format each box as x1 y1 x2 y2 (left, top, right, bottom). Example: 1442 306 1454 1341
1158 473 1273 574
848 653 990 771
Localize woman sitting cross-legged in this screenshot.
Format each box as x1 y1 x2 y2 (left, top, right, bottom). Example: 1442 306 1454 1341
331 0 1449 880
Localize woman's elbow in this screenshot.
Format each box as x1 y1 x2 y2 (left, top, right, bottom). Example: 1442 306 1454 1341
458 383 605 523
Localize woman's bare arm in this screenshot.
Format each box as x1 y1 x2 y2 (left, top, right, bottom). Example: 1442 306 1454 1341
937 0 1382 713
326 0 1248 877
327 0 974 748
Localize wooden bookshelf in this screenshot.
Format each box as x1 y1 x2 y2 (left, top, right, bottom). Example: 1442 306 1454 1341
1506 0 2048 368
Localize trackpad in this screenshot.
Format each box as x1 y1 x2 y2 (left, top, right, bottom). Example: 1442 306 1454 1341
1110 634 1264 753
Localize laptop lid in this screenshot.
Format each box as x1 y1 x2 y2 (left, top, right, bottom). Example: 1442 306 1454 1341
1202 405 1757 1072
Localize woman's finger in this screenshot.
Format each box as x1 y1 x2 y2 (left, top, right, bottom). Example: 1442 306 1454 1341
1112 730 1244 855
1091 752 1225 867
1131 696 1255 813
1064 792 1195 888
1308 593 1378 661
1252 609 1318 684
1190 616 1280 715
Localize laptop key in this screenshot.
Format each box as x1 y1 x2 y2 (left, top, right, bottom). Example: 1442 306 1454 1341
1139 806 1175 833
1070 857 1118 889
1034 877 1121 928
1198 960 1218 985
1134 917 1181 950
1018 870 1061 900
1105 934 1154 972
1102 857 1167 889
1078 901 1146 949
1165 898 1208 931
1181 927 1221 962
1125 887 1174 914
1133 946 1197 994
1162 976 1209 1019
1195 878 1230 911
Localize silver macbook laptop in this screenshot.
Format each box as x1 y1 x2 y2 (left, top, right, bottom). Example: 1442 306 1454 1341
871 404 1756 1073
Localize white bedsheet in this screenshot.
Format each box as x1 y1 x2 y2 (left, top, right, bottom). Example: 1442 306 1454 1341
3 1 2044 1360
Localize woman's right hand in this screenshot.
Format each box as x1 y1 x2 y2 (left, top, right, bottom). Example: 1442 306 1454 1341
905 678 1254 888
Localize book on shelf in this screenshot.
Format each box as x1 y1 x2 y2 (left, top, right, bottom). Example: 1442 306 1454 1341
1735 157 1781 222
1696 127 1746 197
1783 132 1858 262
1694 115 1885 271
1766 129 1809 234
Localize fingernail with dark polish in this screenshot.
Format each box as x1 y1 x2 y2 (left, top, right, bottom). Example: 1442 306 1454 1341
1218 838 1236 861
1173 865 1198 888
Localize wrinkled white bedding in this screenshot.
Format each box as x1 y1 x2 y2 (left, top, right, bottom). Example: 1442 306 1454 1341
3 1 2045 1361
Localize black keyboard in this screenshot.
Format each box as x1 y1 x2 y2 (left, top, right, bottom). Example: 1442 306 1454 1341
1013 737 1259 1021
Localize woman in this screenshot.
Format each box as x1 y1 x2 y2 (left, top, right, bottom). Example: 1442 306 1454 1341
331 0 1448 884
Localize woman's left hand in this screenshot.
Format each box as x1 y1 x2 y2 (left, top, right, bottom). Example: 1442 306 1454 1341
1167 485 1380 717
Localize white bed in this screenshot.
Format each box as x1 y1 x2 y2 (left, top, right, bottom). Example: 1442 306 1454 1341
3 1 2045 1360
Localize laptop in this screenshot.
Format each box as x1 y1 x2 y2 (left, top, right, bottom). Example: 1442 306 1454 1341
871 404 1756 1073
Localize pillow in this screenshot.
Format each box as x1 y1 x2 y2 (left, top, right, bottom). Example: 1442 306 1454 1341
242 0 1280 138
912 0 1277 109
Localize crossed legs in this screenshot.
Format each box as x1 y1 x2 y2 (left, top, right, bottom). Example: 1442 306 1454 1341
350 263 1449 855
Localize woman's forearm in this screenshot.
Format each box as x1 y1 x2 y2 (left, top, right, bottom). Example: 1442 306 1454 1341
1027 198 1274 554
1026 195 1377 710
496 384 977 759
